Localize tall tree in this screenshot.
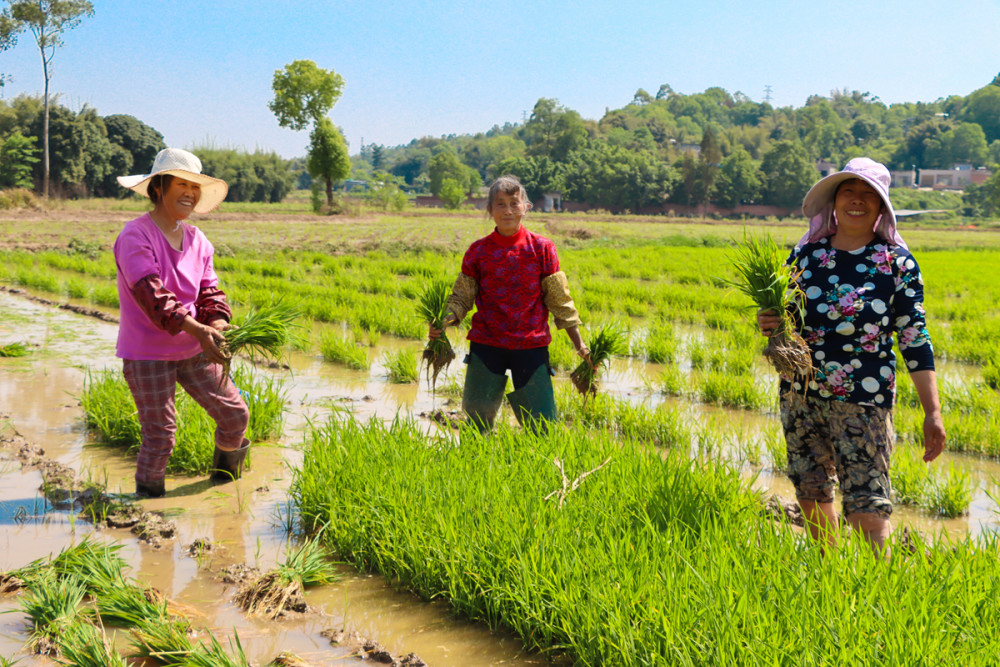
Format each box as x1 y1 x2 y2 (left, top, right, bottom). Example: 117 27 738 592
268 59 344 131
307 118 350 209
2 0 94 197
268 59 346 210
760 139 817 209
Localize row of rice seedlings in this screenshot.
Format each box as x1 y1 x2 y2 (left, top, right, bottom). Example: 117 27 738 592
896 376 1000 456
556 387 690 451
634 320 678 364
80 365 286 475
234 538 336 618
291 413 1000 665
318 330 371 369
893 445 975 518
695 370 774 411
383 348 419 384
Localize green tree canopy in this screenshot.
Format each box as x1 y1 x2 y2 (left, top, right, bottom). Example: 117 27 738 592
760 139 817 208
104 114 164 175
268 60 344 132
0 130 39 187
522 98 588 162
713 146 763 208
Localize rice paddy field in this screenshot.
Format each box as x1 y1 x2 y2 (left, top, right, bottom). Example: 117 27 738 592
2 200 1000 665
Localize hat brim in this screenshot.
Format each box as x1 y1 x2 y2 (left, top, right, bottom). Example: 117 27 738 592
802 171 896 230
117 169 228 214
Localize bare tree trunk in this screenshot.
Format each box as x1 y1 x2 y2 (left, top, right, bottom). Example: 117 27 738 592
41 45 49 198
325 176 333 209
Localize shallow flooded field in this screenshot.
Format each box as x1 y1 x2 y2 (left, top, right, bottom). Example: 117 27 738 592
2 206 1000 664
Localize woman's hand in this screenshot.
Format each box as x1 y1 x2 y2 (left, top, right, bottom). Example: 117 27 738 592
757 308 781 337
208 318 232 333
182 316 227 364
428 314 457 341
922 411 946 462
576 344 594 370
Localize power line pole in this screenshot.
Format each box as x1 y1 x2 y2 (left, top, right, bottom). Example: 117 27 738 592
764 85 773 105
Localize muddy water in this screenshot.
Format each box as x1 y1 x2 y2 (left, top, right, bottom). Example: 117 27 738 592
0 292 545 666
1 289 998 663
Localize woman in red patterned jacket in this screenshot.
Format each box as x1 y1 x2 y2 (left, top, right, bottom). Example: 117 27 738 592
429 175 589 431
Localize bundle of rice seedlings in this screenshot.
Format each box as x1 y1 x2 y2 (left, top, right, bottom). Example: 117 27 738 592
234 539 335 619
0 342 28 357
220 301 303 380
267 653 315 667
50 536 129 595
20 572 89 654
184 631 249 667
94 584 168 627
725 232 812 377
129 618 195 664
416 279 456 391
56 622 128 667
570 323 629 398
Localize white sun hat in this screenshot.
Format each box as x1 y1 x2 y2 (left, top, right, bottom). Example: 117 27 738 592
117 148 228 213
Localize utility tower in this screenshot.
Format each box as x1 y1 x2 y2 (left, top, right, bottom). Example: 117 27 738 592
764 85 773 105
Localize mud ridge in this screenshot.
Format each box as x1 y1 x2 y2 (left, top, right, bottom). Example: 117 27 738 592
0 418 176 548
0 284 120 323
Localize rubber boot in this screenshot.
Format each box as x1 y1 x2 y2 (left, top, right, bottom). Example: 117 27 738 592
506 364 557 434
461 353 508 433
211 438 250 482
136 478 166 498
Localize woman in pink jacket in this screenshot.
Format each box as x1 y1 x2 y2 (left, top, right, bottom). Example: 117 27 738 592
115 148 249 497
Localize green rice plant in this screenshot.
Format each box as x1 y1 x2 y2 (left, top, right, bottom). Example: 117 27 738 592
761 423 787 471
94 584 168 627
64 276 91 300
927 462 974 518
233 365 287 442
318 331 370 370
891 445 932 506
129 618 195 664
222 301 304 380
640 320 677 364
983 360 1000 390
55 622 128 667
416 279 456 391
20 572 89 654
0 342 28 357
50 536 129 595
657 365 686 396
570 322 628 397
89 283 119 307
383 349 419 384
547 333 578 371
184 631 249 667
697 370 769 411
724 231 812 377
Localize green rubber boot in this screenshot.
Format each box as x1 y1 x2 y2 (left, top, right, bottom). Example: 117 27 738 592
461 353 508 433
506 364 557 433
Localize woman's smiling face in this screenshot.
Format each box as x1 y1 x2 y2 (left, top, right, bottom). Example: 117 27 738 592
834 178 883 236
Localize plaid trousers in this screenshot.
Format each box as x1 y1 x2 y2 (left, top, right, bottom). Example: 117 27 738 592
123 354 249 484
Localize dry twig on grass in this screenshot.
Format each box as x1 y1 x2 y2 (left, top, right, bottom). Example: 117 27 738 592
544 456 613 508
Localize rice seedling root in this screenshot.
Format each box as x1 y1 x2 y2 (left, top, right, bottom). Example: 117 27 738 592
763 329 813 377
422 340 456 391
234 570 308 618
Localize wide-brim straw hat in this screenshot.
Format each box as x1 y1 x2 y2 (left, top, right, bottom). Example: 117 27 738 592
801 157 896 235
117 148 228 214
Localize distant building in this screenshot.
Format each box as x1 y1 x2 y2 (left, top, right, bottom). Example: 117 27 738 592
890 169 916 188
816 160 838 177
916 166 991 190
536 192 562 212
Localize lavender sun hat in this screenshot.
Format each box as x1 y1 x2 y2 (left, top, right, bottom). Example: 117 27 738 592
797 157 905 248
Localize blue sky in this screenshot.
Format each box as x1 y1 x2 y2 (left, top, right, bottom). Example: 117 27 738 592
3 0 1000 160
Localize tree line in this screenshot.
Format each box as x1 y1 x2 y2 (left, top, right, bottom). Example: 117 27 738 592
0 95 294 202
353 79 1000 216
